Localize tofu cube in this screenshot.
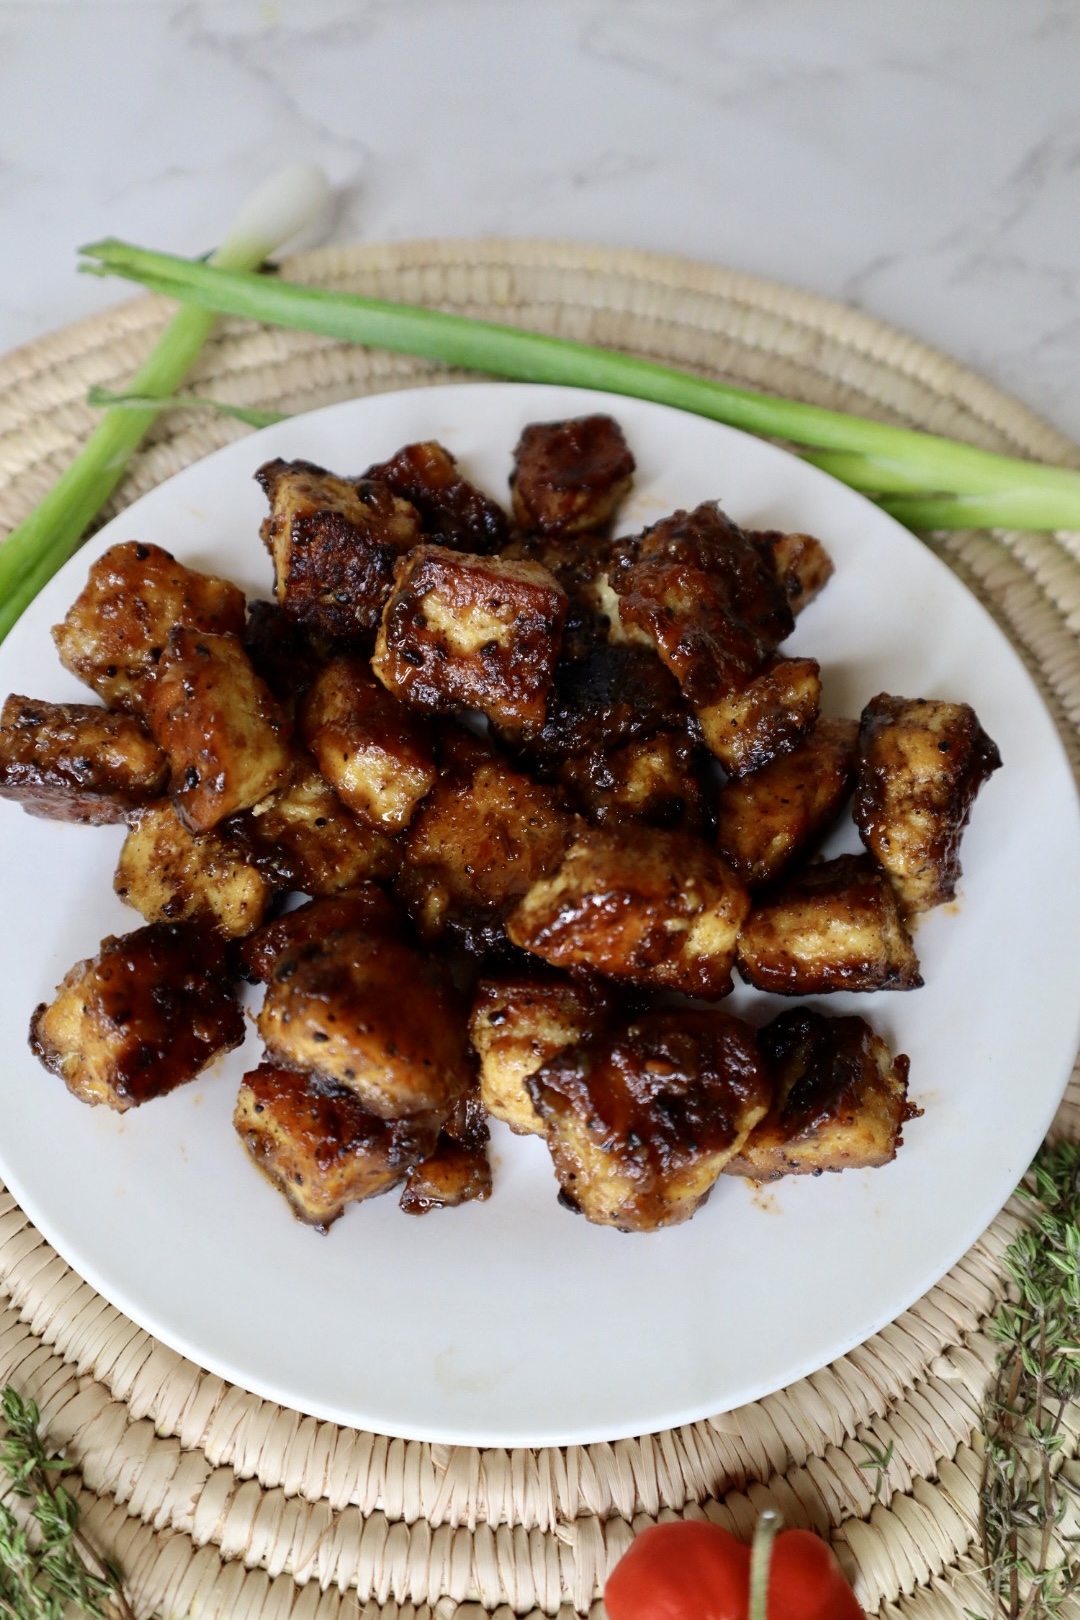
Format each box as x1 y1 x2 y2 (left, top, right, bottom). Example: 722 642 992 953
748 529 834 617
399 1086 493 1215
0 694 167 823
509 415 635 536
30 922 244 1110
364 440 510 554
238 886 407 984
115 801 273 938
239 755 400 896
300 656 436 831
372 545 567 737
469 975 615 1135
525 641 687 766
558 731 704 830
696 655 822 777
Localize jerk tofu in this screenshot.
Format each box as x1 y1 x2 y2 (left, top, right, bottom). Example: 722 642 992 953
364 440 510 554
0 694 167 823
557 730 705 830
697 655 821 777
243 599 326 717
255 458 422 642
399 1084 493 1214
236 754 400 896
714 717 860 886
748 529 834 617
299 656 436 832
115 801 272 939
238 886 407 983
235 1064 441 1230
509 414 635 537
522 641 688 766
527 1008 771 1232
146 628 292 833
53 541 246 715
372 545 568 738
854 693 1002 914
507 824 751 999
30 921 244 1110
736 852 923 995
469 974 615 1136
725 1008 917 1181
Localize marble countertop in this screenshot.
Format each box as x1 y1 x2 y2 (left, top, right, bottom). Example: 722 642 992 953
1 0 1077 442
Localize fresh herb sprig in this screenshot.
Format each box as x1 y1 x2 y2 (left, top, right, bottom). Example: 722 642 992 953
0 1387 133 1620
975 1141 1080 1620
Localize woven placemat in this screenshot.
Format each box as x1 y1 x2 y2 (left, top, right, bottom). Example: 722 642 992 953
1 238 1078 1620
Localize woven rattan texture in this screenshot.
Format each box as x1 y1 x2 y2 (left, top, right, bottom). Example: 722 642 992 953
1 239 1078 1620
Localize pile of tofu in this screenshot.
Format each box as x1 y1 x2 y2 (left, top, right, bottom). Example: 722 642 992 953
2 414 1001 1233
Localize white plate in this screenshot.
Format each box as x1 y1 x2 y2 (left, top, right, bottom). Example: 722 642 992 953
1 383 1078 1447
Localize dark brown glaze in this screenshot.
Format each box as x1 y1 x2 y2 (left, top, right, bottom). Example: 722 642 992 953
0 694 167 823
501 528 618 661
469 972 616 1135
747 529 834 617
527 1008 770 1232
30 921 244 1111
736 852 923 995
854 693 1002 914
724 1008 919 1181
520 641 688 765
697 654 821 776
558 730 705 830
364 440 510 554
372 545 568 738
243 599 327 715
300 656 436 832
609 503 794 707
255 458 422 643
714 717 860 886
115 801 272 939
509 414 635 536
257 929 473 1120
239 885 407 983
52 541 246 714
399 1084 492 1214
146 628 293 833
235 1064 441 1229
506 824 750 999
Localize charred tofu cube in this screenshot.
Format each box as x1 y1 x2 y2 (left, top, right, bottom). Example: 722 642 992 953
239 886 407 984
527 1009 770 1232
469 975 615 1135
364 440 510 554
235 1065 440 1230
509 415 635 537
523 642 688 766
237 755 400 896
243 599 326 716
854 693 1002 914
507 825 751 999
558 731 704 830
715 717 859 886
115 801 272 938
257 929 472 1120
255 458 422 642
299 657 436 832
399 1086 492 1214
725 1009 918 1181
29 922 244 1110
501 529 619 661
146 628 292 832
372 546 567 737
748 530 834 617
395 739 573 955
737 853 922 994
697 655 822 776
0 694 167 823
52 542 246 714
609 503 794 707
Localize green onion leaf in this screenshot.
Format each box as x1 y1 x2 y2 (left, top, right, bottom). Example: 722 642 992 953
86 385 288 429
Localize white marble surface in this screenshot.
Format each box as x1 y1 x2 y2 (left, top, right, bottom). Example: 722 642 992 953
1 0 1078 441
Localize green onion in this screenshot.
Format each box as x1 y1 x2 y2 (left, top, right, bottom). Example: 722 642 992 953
0 163 329 644
86 385 287 430
77 238 1080 534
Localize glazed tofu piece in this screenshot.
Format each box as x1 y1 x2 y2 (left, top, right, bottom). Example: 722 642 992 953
52 542 246 715
715 717 860 886
399 1085 493 1215
115 801 272 938
509 415 635 536
257 929 472 1120
724 1009 917 1181
29 921 244 1110
243 599 325 717
501 528 619 661
0 694 167 823
395 738 573 955
528 1009 771 1232
696 655 822 777
238 886 407 983
748 529 834 617
299 657 436 832
609 503 794 706
372 545 567 737
237 755 400 896
235 1064 440 1230
736 853 923 995
364 440 510 554
854 693 1002 914
469 975 615 1135
255 458 422 642
507 825 751 999
523 642 688 766
558 731 704 830
146 628 292 833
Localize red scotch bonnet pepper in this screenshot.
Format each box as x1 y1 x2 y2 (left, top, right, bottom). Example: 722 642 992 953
603 1513 865 1620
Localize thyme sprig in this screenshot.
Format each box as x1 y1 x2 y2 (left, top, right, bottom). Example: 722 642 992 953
975 1141 1080 1620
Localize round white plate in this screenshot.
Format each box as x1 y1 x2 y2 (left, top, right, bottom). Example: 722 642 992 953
1 383 1077 1447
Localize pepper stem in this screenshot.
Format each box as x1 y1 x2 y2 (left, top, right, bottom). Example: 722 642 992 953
748 1509 783 1620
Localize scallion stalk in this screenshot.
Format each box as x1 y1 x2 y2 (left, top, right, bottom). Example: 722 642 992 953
76 238 1080 534
86 385 287 429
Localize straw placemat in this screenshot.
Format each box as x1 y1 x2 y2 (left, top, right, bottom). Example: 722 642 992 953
0 238 1078 1620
